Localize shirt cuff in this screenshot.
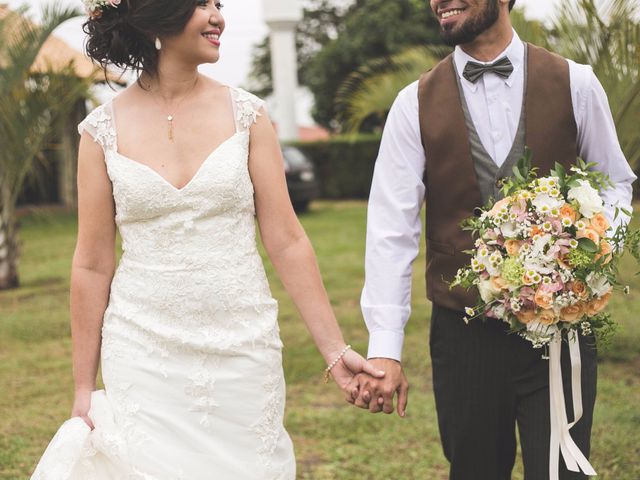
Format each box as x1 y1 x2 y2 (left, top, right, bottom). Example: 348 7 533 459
367 330 405 361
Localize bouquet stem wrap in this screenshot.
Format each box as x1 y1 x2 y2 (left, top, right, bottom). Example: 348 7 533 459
548 330 597 479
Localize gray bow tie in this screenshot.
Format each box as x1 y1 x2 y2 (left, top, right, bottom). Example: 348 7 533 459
462 56 514 83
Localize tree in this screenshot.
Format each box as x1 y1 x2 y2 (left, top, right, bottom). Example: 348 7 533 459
548 0 640 169
248 0 443 130
0 3 90 289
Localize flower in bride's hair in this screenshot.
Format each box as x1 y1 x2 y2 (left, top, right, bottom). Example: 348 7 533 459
83 0 121 18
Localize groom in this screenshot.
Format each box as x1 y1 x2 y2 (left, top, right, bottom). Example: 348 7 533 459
349 0 635 479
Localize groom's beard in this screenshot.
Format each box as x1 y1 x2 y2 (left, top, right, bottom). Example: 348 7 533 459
439 1 501 47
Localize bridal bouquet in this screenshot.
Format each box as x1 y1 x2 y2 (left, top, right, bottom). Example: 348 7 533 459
451 151 639 348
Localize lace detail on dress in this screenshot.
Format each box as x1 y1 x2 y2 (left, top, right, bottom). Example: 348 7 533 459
184 354 221 429
77 104 116 153
252 353 285 477
231 87 265 132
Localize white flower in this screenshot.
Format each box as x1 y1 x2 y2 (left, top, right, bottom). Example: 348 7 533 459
500 222 517 238
82 0 120 15
567 180 604 218
465 307 475 316
586 272 611 297
532 193 564 215
478 278 502 303
510 298 521 312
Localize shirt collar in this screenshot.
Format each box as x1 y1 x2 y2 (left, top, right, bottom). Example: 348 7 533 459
453 29 524 92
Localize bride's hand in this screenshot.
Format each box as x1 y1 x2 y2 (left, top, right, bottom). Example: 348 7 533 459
71 389 95 429
328 348 385 390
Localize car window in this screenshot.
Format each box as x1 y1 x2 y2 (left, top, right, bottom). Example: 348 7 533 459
283 148 310 169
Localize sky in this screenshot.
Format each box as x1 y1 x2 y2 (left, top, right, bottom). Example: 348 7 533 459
10 0 561 88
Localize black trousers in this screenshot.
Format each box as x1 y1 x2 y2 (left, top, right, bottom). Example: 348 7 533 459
430 305 597 480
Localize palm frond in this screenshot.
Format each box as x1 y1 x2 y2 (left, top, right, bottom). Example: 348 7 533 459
336 46 446 133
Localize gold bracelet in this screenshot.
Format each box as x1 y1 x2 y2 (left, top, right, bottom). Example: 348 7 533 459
323 344 352 383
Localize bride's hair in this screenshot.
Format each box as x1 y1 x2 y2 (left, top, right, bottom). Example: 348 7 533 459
509 0 516 10
83 0 198 77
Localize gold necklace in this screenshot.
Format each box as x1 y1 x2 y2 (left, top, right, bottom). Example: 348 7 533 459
150 76 199 141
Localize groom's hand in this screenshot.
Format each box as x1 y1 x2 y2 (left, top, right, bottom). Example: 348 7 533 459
346 358 408 417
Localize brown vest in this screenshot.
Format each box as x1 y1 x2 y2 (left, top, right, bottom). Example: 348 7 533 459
418 44 578 311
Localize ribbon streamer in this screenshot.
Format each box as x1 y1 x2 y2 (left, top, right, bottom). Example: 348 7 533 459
548 329 597 480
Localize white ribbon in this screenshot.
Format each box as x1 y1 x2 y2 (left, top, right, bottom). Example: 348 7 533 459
548 329 597 480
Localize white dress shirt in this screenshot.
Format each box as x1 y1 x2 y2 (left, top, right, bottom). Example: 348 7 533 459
361 30 637 361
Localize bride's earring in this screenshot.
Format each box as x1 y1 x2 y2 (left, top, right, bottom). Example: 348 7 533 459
155 37 162 50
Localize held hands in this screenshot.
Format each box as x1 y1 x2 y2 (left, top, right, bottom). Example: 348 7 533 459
346 358 409 417
327 347 386 390
71 388 95 429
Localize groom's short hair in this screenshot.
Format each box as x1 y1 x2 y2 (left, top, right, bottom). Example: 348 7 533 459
509 0 516 10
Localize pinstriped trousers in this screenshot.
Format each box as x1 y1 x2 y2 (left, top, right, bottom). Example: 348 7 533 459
430 305 597 480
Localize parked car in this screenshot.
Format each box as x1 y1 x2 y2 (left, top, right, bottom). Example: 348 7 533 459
282 146 319 213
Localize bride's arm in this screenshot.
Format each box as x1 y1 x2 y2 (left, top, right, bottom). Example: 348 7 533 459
248 109 384 389
69 132 116 425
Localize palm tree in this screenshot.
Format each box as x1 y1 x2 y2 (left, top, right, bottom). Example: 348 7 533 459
336 0 640 170
548 0 640 169
0 3 90 289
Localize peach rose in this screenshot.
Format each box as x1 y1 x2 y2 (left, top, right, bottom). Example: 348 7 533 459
534 288 554 309
559 204 578 223
594 240 613 264
585 289 612 316
568 280 589 300
488 196 512 216
560 303 585 323
516 308 537 325
504 239 523 256
491 276 508 291
590 213 610 236
530 226 544 238
576 228 600 245
538 309 559 326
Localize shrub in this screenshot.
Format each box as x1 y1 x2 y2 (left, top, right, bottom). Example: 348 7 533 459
288 134 381 199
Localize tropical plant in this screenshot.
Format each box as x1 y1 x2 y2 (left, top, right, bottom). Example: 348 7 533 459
337 0 640 172
548 0 640 169
335 46 447 133
0 3 89 289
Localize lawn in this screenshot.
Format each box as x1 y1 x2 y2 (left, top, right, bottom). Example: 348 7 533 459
1 201 639 479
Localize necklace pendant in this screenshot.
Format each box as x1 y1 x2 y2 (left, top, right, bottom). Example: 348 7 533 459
167 115 174 141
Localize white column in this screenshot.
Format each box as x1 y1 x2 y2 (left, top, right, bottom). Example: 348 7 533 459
263 0 302 142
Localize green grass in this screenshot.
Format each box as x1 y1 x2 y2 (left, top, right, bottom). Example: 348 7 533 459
1 201 639 479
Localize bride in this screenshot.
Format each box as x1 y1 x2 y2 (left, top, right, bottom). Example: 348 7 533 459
30 0 383 478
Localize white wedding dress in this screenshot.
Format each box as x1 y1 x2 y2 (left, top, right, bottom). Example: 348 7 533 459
31 87 296 479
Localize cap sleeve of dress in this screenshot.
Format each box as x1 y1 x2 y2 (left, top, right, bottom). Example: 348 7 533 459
230 87 266 132
77 103 117 155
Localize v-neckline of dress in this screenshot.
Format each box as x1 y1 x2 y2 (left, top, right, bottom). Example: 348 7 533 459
106 87 243 193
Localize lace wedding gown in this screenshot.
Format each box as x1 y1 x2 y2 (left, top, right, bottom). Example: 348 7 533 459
31 87 296 480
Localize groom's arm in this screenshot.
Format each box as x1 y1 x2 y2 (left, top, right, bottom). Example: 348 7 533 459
570 61 636 229
361 81 426 361
354 82 426 415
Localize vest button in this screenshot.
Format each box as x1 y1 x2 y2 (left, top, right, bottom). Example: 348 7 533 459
473 207 483 217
